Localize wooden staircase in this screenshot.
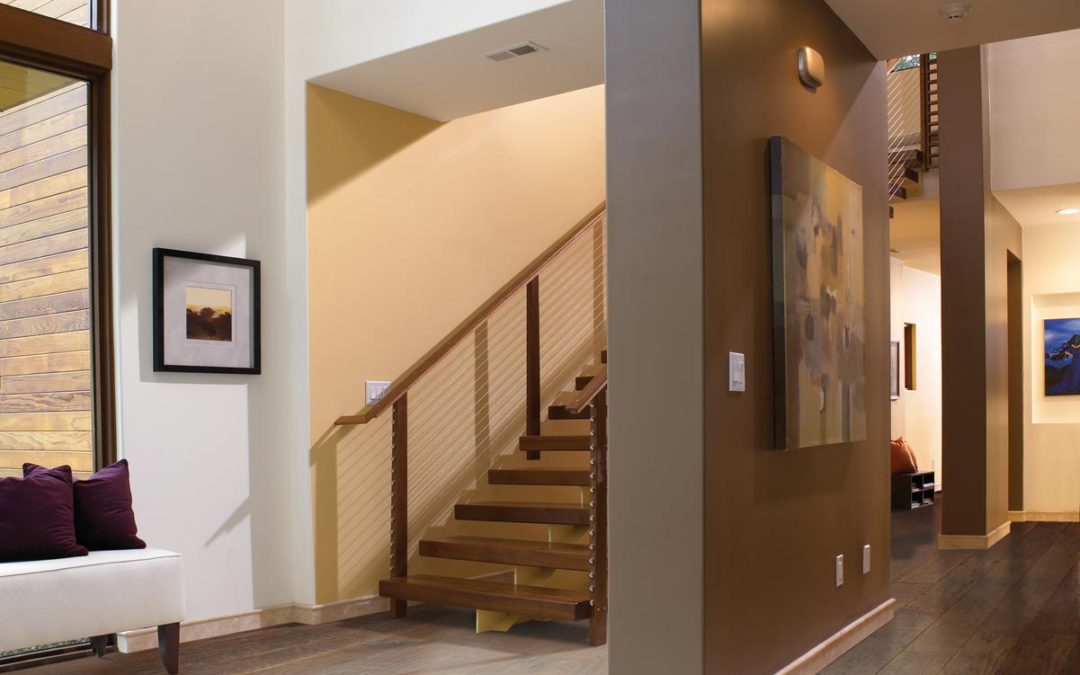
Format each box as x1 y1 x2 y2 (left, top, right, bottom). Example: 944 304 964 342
335 206 609 646
888 53 937 218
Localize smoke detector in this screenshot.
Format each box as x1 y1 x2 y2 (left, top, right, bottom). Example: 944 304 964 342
940 2 972 23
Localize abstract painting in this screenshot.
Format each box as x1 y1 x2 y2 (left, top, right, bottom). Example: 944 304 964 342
1044 318 1080 396
153 248 261 374
769 136 866 450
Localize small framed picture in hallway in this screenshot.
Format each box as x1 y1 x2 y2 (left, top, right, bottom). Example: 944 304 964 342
153 248 261 374
1043 318 1080 396
890 341 901 400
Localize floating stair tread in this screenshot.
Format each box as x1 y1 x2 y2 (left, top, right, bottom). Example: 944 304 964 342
380 575 591 621
520 434 591 452
575 364 605 390
419 536 591 571
600 349 608 364
548 392 591 420
488 468 591 486
456 501 589 525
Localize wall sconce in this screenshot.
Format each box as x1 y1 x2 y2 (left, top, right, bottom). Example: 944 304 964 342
797 46 825 91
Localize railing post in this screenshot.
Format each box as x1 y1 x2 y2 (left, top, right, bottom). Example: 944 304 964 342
920 53 931 171
526 277 541 460
390 393 408 617
588 389 608 646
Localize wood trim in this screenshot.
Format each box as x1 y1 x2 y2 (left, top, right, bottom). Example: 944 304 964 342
568 363 607 414
938 520 1012 550
588 389 608 646
336 202 606 425
0 5 111 76
775 599 896 675
92 0 109 35
1009 511 1080 523
89 70 114 466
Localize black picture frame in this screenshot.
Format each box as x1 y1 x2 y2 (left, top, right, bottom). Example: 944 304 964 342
153 248 261 374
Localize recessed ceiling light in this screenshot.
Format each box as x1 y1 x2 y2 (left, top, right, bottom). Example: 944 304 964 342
1058 208 1080 215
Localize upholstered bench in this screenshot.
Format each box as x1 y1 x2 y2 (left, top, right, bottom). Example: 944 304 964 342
0 548 184 673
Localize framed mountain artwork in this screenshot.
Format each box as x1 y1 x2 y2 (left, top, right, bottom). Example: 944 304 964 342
769 136 867 450
153 248 261 374
1044 318 1080 396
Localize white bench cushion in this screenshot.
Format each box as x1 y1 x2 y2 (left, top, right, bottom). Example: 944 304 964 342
0 548 184 653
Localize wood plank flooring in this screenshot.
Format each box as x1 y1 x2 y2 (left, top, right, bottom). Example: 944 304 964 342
825 499 1080 675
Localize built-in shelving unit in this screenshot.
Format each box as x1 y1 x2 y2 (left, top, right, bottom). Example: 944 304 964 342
892 470 935 510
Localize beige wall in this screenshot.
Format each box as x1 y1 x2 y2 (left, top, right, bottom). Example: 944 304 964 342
307 84 606 602
890 261 944 484
1022 222 1080 519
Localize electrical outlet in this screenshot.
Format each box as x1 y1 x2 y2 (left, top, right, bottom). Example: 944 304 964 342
862 545 871 574
835 554 844 587
365 380 391 405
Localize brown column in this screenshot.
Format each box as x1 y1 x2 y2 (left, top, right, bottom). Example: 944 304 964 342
938 46 1018 545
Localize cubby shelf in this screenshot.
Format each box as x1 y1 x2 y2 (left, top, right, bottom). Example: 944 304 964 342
892 470 935 510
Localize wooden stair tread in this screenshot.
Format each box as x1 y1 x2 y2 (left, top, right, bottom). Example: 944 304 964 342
520 434 591 451
489 468 591 485
380 575 591 621
456 501 589 525
575 364 605 390
549 391 591 420
419 536 591 570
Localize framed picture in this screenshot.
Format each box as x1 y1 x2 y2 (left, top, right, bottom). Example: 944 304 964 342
1044 318 1080 396
769 136 866 450
890 341 901 400
153 248 261 374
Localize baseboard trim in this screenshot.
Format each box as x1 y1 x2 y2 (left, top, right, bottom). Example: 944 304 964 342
775 599 896 675
117 570 519 653
1009 510 1079 523
938 520 1011 550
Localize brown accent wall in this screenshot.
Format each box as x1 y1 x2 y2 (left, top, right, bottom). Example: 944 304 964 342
1007 252 1023 512
699 1 891 672
938 46 1021 537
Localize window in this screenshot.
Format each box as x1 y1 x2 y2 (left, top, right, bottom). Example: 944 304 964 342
0 2 113 478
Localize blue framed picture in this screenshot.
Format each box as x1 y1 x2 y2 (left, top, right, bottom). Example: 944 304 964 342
1044 318 1080 396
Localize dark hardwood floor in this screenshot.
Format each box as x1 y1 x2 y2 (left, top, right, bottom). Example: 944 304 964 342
26 497 1078 674
825 497 1080 675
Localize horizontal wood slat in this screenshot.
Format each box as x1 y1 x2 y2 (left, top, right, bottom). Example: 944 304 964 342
1 349 89 375
419 536 591 571
518 435 591 452
0 329 88 357
0 188 86 229
0 126 85 173
0 448 91 472
0 268 88 301
0 309 88 339
0 167 86 209
0 369 90 393
0 391 90 412
0 146 86 191
488 468 591 486
0 225 86 264
0 429 90 450
0 107 86 156
0 86 84 138
0 249 87 283
0 288 87 320
455 501 590 525
0 410 90 430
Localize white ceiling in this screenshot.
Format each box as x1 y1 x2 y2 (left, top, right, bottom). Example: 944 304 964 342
826 0 1080 58
995 182 1080 228
310 0 603 122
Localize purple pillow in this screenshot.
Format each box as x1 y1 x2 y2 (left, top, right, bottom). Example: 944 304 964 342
0 465 87 562
24 460 146 551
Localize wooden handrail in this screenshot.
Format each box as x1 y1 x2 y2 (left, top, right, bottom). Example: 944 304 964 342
336 202 607 425
568 364 608 415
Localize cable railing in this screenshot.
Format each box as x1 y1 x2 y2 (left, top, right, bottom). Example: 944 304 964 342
333 204 607 602
887 53 936 200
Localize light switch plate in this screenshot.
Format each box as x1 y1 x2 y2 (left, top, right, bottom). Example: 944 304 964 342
835 554 844 587
862 545 871 574
365 380 391 405
729 352 746 392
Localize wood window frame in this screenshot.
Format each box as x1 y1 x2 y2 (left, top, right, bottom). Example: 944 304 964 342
0 3 115 468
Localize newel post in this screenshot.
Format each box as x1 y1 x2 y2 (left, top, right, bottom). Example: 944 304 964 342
390 393 408 617
526 276 541 460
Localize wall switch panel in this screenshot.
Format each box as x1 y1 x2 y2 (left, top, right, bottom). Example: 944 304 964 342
862 545 871 574
729 352 746 392
365 380 391 405
835 554 844 587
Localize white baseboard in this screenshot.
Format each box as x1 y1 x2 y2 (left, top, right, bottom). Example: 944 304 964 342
1009 510 1080 523
117 569 518 653
938 520 1011 550
775 599 896 675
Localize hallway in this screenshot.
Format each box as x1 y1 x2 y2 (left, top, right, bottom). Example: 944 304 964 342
826 500 1079 674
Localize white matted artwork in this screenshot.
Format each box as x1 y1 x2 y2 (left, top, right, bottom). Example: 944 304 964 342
153 248 261 374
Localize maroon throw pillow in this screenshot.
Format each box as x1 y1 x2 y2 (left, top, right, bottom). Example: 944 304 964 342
24 460 146 551
0 465 87 562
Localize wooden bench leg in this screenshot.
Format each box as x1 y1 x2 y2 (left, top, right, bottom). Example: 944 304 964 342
89 634 110 657
157 623 179 674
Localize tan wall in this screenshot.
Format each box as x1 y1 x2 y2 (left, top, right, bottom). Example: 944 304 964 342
0 81 93 479
1021 222 1080 519
307 84 606 602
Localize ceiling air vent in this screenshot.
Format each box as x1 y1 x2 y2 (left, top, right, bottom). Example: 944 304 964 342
484 42 548 63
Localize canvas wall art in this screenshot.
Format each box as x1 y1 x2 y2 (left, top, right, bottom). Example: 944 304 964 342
769 136 866 450
153 248 261 374
1044 318 1080 396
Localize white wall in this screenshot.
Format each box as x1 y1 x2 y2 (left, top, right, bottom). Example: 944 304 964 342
989 29 1080 192
113 0 302 620
890 260 943 486
1022 224 1080 518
